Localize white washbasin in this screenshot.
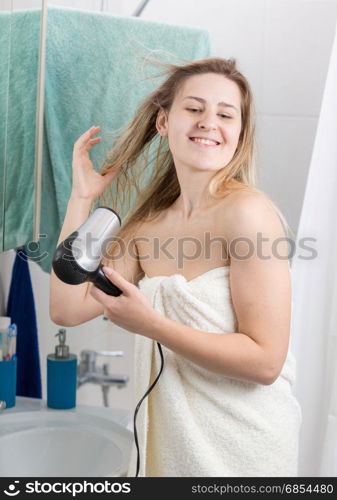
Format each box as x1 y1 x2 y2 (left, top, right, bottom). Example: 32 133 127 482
0 401 133 477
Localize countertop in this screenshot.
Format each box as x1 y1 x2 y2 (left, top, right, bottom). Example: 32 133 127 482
2 396 133 430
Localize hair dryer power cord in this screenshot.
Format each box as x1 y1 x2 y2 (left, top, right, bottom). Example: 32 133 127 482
133 341 164 477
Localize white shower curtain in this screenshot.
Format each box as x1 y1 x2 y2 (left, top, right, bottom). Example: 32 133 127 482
290 22 337 477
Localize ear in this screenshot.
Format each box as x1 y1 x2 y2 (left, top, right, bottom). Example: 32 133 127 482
156 107 168 137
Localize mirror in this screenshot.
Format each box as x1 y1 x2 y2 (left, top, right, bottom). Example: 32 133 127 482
0 0 43 252
1 2 337 479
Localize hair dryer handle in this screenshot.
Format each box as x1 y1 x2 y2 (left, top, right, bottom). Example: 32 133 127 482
92 264 123 296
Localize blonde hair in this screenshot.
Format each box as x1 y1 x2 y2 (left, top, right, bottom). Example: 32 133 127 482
97 56 293 259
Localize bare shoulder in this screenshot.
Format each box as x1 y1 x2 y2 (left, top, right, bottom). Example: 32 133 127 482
222 189 286 239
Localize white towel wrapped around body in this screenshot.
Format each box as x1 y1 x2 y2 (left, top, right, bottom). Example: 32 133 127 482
126 266 302 477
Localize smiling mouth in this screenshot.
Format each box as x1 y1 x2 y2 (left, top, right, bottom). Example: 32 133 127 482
189 137 220 147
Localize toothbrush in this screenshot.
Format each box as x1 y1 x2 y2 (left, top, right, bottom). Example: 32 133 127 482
0 329 8 360
7 324 17 360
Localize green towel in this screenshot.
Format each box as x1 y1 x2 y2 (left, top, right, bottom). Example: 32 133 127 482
3 6 211 272
0 11 11 252
0 9 40 253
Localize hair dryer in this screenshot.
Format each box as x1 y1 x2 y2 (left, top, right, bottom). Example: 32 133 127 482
52 206 123 296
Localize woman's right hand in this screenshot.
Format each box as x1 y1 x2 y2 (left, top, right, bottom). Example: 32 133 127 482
71 125 121 201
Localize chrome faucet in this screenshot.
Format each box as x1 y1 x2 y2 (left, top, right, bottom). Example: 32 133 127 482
77 349 129 407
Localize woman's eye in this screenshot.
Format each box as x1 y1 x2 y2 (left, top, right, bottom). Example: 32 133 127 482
186 108 231 119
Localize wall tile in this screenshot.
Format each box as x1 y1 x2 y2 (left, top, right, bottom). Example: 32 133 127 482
256 113 318 233
262 0 337 115
46 0 102 12
142 0 267 103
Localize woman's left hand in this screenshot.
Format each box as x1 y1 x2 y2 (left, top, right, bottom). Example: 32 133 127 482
89 266 159 337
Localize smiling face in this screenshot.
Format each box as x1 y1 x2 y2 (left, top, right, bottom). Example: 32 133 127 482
156 72 243 173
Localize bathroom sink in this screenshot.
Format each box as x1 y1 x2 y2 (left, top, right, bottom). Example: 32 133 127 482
0 399 133 477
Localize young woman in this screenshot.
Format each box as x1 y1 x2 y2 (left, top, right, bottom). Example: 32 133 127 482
50 57 302 477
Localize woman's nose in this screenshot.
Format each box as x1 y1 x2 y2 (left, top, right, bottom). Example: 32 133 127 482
197 112 217 130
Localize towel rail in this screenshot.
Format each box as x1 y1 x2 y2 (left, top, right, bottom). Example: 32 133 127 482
133 0 151 17
33 0 48 242
100 0 108 12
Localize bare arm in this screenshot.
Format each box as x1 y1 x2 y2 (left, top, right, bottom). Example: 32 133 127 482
49 126 121 326
49 194 105 326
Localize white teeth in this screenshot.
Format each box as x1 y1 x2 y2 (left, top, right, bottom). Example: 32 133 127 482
191 138 218 146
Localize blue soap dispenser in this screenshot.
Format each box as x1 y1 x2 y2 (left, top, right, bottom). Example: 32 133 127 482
47 328 77 409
